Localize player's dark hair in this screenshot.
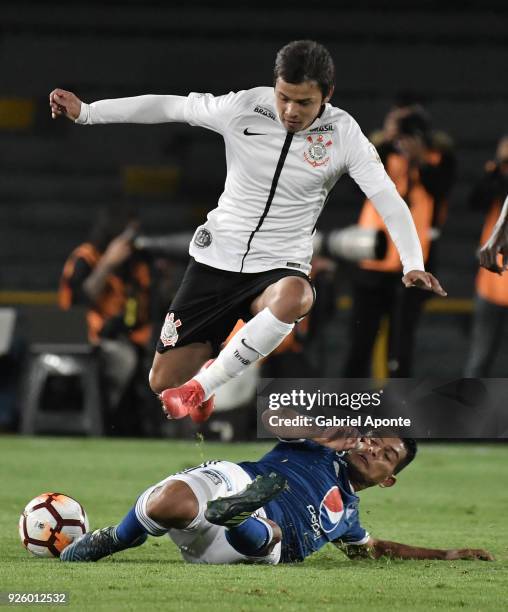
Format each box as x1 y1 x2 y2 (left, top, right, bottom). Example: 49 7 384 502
274 40 335 98
394 438 418 474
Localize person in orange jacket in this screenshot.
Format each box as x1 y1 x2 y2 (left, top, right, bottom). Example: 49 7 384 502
59 206 152 428
464 136 508 376
344 101 455 377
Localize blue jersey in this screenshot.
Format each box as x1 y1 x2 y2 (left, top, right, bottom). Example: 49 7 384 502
239 440 369 563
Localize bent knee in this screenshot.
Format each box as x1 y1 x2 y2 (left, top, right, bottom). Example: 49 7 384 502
268 277 314 321
146 481 199 529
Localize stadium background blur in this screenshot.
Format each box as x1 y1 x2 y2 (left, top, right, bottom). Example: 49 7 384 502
1 0 508 435
1 6 507 611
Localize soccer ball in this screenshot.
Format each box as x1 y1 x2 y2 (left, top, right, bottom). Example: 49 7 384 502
19 493 89 558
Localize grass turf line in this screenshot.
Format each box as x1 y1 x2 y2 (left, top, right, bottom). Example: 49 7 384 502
1 437 507 611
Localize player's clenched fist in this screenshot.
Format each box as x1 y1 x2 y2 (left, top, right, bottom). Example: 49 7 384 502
402 270 447 296
49 89 82 121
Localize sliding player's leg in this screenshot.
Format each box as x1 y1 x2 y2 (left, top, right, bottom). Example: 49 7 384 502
60 462 284 564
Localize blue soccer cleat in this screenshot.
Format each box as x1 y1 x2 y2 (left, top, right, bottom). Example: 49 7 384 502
60 526 147 562
205 472 287 528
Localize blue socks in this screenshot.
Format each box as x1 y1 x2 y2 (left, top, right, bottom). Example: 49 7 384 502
115 493 273 558
115 490 169 545
115 506 148 545
225 517 272 556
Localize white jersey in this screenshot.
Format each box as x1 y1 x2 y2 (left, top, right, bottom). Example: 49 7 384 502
77 87 424 275
184 87 392 274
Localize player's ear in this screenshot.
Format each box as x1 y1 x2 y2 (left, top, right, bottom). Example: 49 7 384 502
378 475 396 488
323 86 334 104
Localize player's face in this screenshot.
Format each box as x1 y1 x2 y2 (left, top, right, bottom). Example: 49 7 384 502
275 78 332 132
345 437 408 488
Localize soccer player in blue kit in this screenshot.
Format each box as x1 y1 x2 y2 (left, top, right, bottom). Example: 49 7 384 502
61 429 492 564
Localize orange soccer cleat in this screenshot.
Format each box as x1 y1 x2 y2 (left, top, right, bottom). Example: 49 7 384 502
189 394 215 423
160 380 205 420
189 359 215 423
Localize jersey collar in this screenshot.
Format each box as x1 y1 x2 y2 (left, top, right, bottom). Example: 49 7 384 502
302 103 330 133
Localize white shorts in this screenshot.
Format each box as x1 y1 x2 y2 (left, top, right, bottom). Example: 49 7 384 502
142 461 281 565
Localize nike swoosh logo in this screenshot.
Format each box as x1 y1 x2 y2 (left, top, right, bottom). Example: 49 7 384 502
243 128 266 136
241 338 261 354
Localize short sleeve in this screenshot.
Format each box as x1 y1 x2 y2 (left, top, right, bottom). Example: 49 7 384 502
344 117 394 199
339 526 369 546
336 509 370 545
184 91 245 135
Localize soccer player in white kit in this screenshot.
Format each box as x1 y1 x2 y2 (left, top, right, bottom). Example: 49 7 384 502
50 41 446 423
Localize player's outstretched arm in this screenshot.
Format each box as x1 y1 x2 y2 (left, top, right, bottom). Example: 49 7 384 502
478 194 508 274
369 188 447 296
336 537 494 561
49 89 188 125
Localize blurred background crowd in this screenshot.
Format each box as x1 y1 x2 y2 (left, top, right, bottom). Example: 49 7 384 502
1 0 507 438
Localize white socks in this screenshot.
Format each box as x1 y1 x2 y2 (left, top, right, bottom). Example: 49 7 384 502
193 307 294 399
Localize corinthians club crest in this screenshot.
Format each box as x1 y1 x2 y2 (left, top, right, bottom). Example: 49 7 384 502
304 134 332 167
160 312 182 347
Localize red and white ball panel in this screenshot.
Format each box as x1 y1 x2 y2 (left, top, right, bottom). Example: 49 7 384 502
19 492 89 558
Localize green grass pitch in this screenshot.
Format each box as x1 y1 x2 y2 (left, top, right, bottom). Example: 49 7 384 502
1 436 507 611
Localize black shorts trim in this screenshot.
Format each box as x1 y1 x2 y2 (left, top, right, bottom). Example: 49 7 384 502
156 258 314 356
